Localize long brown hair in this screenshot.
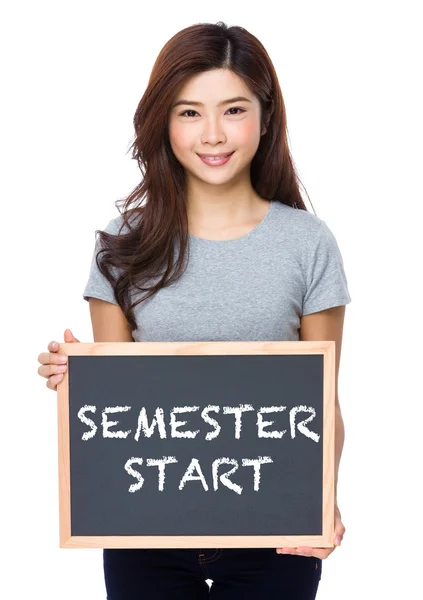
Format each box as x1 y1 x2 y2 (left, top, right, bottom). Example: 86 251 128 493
95 21 314 332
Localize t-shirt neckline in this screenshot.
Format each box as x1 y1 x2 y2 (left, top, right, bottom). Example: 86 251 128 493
189 200 274 244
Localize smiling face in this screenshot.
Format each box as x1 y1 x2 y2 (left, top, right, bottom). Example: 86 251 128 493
168 69 265 192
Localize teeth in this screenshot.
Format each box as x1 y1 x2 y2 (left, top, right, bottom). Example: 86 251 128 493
202 154 230 160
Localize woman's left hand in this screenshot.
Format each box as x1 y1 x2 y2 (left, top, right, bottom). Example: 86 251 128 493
276 503 345 559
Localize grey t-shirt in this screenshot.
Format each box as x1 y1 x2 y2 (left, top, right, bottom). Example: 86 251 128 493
82 200 351 342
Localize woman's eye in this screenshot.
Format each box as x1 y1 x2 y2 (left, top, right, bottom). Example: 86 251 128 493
227 107 245 115
180 109 198 117
179 107 245 117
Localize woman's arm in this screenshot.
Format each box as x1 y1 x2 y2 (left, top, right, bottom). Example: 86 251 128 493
87 297 134 342
299 304 346 501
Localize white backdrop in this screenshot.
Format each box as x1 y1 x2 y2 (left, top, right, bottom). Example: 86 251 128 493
1 1 421 598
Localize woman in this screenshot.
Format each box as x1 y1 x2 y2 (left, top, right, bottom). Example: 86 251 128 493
37 21 350 600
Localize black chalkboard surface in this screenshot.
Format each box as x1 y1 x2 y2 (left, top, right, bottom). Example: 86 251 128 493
57 341 335 548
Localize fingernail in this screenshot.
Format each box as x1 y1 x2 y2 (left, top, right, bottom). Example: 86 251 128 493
335 536 342 545
52 342 57 349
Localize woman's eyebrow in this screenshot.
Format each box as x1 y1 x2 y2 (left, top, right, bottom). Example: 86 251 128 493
172 96 252 108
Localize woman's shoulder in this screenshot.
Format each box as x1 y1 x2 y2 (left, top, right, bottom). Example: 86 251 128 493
271 200 324 236
102 208 141 235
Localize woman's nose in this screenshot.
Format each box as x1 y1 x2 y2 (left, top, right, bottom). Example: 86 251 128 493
201 119 227 144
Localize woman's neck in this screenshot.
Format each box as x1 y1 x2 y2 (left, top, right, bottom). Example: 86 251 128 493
186 192 269 240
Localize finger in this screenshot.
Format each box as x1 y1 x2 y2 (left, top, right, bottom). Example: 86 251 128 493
310 548 333 560
64 329 80 343
38 363 67 379
38 350 53 364
276 548 297 554
37 351 68 366
277 546 335 559
334 517 346 544
295 548 333 560
46 373 64 390
294 546 314 557
334 512 346 530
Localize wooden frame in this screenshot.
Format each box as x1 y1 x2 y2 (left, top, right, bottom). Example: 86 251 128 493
57 340 335 548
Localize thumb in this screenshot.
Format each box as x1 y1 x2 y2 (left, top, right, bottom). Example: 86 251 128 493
334 512 346 546
64 328 80 343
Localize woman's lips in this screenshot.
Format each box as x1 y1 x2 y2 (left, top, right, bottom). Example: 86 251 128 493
198 151 235 166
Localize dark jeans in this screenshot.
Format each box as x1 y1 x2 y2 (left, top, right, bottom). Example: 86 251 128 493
104 548 322 599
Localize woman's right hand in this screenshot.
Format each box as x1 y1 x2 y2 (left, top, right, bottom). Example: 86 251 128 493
37 328 80 391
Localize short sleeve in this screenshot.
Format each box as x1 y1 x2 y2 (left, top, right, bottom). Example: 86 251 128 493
82 218 120 305
302 220 352 316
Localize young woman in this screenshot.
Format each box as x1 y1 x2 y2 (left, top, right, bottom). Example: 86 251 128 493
37 21 351 600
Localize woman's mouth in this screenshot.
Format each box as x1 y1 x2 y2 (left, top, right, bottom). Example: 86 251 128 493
198 151 235 166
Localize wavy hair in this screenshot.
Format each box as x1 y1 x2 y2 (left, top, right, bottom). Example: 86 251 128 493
95 21 314 332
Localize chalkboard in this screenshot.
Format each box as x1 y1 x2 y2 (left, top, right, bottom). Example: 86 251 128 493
57 341 335 549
